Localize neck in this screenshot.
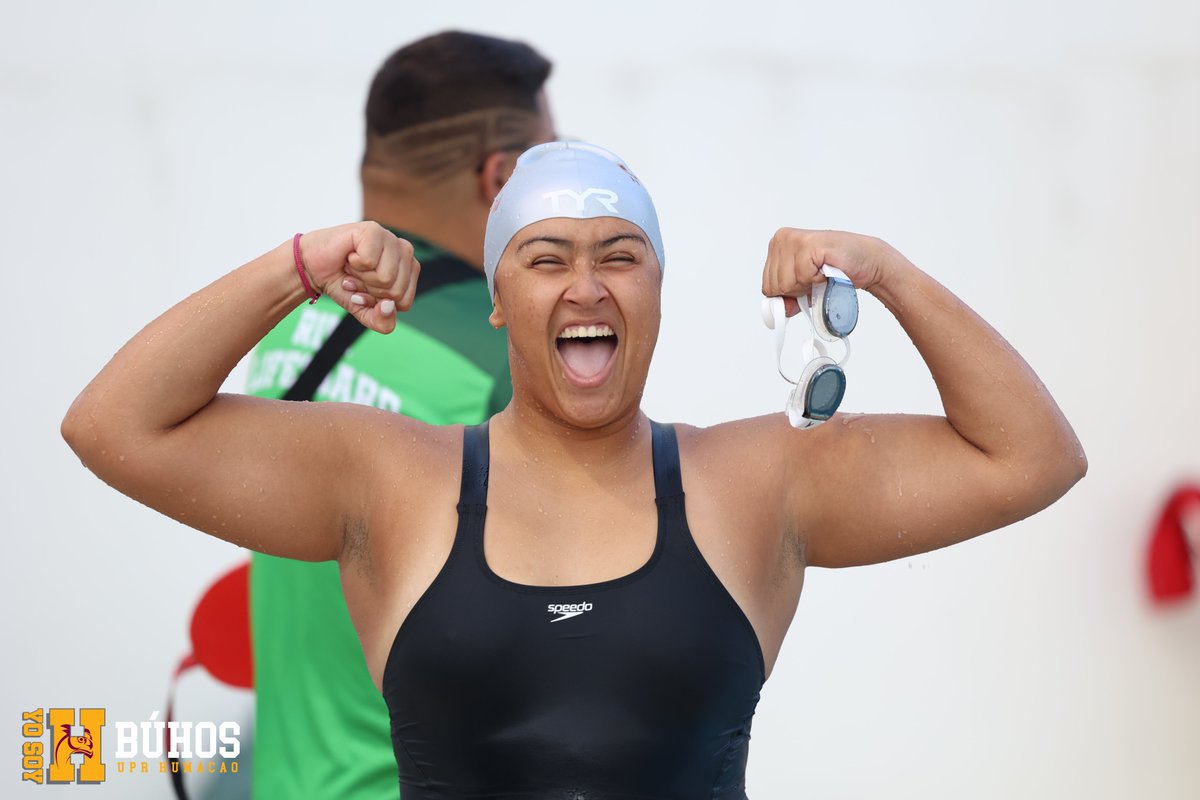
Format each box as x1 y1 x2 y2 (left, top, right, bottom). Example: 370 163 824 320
492 393 651 480
362 185 486 272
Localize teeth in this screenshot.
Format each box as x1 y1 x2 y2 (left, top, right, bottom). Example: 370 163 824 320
559 324 614 339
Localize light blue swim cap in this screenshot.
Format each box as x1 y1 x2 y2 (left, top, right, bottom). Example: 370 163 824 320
483 141 665 299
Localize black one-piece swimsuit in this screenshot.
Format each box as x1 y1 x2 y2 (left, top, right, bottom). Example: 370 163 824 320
381 421 766 799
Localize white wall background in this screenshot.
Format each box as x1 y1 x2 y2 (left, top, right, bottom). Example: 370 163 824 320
3 1 1198 797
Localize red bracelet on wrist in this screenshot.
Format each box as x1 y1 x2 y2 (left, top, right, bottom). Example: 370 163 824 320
292 233 320 304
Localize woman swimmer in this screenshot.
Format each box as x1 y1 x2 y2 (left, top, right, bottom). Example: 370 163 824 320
63 141 1086 799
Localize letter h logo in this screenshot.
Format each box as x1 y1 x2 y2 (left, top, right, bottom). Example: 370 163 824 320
47 707 106 784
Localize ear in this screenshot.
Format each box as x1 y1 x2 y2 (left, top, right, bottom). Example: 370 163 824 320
488 286 507 329
478 150 519 205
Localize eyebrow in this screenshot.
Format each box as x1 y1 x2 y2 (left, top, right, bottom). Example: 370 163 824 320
516 233 647 252
597 233 647 249
517 236 571 251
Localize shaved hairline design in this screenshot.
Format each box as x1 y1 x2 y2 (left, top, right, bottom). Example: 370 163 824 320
363 107 543 183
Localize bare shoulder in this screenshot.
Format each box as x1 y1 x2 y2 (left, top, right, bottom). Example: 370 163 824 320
670 412 861 562
246 395 464 487
341 408 465 580
355 409 464 514
670 415 810 667
674 413 817 478
675 414 793 454
676 410 900 488
246 397 466 550
355 406 463 470
672 415 797 539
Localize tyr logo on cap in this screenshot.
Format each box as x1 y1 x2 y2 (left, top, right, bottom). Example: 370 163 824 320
541 188 619 215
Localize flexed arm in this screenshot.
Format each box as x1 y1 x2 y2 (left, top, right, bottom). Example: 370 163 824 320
61 222 421 562
758 229 1087 568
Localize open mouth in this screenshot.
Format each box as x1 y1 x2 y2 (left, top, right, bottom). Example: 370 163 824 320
555 324 618 386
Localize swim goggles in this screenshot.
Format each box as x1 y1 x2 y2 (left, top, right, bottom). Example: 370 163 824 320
761 265 859 429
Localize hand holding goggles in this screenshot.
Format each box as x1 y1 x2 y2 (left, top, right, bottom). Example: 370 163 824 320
761 265 859 429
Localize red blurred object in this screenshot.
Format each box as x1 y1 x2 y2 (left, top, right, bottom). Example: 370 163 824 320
167 559 253 714
1147 484 1200 605
165 562 253 799
187 560 253 687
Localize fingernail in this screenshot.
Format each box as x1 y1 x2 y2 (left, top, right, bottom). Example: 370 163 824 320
380 299 396 315
350 294 365 306
342 279 356 291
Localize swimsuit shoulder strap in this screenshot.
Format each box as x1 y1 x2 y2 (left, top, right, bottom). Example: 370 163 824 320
649 420 683 501
463 420 677 503
458 422 491 510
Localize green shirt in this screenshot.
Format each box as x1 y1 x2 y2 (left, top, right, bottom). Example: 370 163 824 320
246 231 508 799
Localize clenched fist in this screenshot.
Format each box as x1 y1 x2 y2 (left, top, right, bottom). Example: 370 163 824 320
295 222 421 333
762 228 901 316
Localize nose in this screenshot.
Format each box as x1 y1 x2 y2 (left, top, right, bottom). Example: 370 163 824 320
563 264 609 307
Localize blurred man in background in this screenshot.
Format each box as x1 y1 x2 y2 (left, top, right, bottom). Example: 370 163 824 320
243 31 555 798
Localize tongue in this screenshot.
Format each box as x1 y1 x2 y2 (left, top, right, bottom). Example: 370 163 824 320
558 339 616 379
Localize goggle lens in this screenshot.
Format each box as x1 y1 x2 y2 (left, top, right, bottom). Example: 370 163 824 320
821 278 859 338
805 366 846 420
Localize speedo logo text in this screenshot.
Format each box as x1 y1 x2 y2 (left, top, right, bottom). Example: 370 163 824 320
547 602 593 622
